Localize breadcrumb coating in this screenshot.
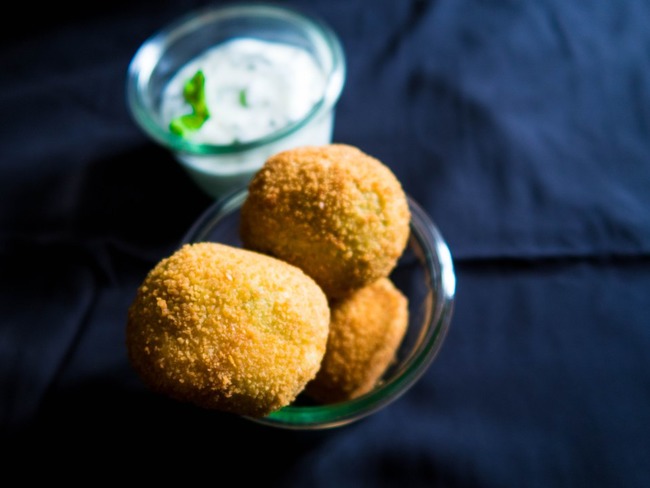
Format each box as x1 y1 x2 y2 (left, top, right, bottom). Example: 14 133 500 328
126 242 330 417
240 144 411 299
305 278 409 403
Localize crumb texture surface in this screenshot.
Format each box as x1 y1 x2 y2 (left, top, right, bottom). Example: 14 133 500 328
306 277 409 403
126 242 330 417
240 144 411 299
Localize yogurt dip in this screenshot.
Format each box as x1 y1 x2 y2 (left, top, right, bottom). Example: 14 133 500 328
161 38 335 197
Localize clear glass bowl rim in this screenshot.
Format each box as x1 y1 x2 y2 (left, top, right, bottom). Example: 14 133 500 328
126 2 347 156
181 187 456 430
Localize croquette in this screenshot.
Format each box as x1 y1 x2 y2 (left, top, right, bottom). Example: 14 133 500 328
240 144 411 299
305 278 409 403
126 242 330 417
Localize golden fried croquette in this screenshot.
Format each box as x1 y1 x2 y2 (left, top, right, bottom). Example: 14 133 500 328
305 278 409 403
126 242 330 417
240 144 411 299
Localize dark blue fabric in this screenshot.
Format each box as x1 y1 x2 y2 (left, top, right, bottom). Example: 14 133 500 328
2 0 650 485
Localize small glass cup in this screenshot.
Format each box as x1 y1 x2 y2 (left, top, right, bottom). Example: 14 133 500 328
126 3 346 198
181 188 456 429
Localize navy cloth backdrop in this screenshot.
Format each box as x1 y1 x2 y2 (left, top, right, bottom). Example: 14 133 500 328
2 0 650 485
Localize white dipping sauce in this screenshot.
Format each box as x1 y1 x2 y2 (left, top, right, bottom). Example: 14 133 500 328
162 38 326 145
159 37 335 198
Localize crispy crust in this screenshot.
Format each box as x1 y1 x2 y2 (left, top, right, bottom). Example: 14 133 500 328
125 242 330 417
305 278 409 403
240 144 411 299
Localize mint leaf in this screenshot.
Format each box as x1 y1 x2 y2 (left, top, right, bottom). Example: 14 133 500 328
169 69 210 136
183 70 209 118
169 114 206 137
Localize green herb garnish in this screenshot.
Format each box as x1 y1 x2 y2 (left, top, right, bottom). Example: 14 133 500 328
169 70 210 137
238 88 248 107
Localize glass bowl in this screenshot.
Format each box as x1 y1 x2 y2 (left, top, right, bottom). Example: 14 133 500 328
126 3 346 199
181 187 456 429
